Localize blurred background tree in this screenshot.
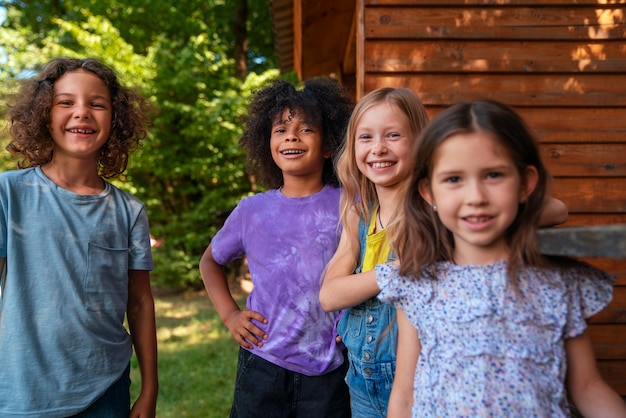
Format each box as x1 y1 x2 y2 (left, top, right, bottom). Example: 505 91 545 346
0 0 295 288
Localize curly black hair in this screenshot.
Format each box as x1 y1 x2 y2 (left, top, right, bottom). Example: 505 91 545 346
240 77 353 189
6 57 151 178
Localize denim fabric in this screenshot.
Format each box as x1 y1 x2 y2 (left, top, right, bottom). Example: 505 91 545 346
338 214 397 417
230 348 351 418
71 364 130 418
339 299 397 417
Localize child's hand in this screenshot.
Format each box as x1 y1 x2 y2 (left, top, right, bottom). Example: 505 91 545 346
225 309 268 349
129 393 157 418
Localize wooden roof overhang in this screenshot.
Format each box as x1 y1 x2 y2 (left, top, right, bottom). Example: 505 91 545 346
271 0 356 83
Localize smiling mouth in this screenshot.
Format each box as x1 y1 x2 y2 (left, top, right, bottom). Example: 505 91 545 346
281 149 304 155
370 161 394 168
464 216 493 223
68 128 96 134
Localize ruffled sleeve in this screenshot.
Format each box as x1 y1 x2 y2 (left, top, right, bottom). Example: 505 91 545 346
376 263 402 303
375 263 434 327
564 263 615 338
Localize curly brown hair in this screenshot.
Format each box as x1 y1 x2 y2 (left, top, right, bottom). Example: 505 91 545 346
6 57 151 178
239 77 353 189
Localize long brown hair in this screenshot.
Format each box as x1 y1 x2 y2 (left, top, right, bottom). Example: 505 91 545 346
389 99 550 282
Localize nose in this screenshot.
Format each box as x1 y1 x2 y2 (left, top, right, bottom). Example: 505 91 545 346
466 180 488 206
284 127 299 142
372 137 387 155
73 103 91 120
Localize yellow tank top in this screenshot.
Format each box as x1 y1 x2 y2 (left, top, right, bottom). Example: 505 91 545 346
361 207 391 272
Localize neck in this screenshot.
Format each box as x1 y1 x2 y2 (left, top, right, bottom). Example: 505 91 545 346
41 158 104 194
280 176 325 198
375 184 404 229
453 243 510 266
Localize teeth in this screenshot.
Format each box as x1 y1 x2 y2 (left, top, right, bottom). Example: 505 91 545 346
282 150 303 154
466 216 491 223
68 129 95 134
371 161 394 168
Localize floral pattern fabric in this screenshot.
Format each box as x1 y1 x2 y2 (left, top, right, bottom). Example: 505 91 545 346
376 260 614 417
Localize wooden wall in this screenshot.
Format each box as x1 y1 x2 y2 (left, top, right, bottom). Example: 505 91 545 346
357 0 626 394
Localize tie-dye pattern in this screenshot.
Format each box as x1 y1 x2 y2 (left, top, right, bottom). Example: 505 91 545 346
211 185 345 376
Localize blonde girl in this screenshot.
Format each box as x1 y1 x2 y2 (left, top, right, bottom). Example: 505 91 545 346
321 88 430 417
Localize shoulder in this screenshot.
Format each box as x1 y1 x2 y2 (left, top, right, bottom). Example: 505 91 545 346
235 189 278 208
106 182 147 213
0 168 40 195
0 167 36 183
323 185 341 199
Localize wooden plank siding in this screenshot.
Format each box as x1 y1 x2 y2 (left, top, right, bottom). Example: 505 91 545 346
358 0 626 394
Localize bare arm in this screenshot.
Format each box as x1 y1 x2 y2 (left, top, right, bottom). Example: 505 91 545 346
199 244 268 349
387 308 419 418
539 196 568 227
319 210 381 312
127 270 158 418
566 330 626 418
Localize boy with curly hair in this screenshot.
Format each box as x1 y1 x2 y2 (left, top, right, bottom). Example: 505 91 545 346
200 78 353 417
0 57 157 417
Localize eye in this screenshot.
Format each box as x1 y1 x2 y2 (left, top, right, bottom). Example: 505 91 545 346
91 102 107 109
57 100 72 106
301 127 313 133
273 127 286 134
357 134 372 141
486 171 504 179
444 176 461 184
387 132 401 139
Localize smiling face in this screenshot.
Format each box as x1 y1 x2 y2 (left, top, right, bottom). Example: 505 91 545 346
419 130 537 265
48 69 112 162
269 108 328 184
354 102 414 192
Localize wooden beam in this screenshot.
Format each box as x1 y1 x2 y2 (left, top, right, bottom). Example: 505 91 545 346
538 224 626 259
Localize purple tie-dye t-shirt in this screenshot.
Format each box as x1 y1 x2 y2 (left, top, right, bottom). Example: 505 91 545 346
211 185 345 376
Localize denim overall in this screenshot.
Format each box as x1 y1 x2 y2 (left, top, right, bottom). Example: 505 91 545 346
337 216 398 417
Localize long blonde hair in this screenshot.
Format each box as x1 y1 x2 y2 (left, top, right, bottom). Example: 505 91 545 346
335 88 429 238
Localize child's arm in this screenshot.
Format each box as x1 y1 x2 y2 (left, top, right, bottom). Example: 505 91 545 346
319 210 381 312
199 244 268 349
539 196 568 227
566 330 626 417
388 308 419 418
127 269 158 418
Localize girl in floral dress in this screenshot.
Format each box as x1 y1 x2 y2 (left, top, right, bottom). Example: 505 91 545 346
377 99 626 417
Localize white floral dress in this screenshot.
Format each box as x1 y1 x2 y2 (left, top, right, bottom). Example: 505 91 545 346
376 260 614 417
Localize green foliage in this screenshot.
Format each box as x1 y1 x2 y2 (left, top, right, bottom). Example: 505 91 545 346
0 0 284 288
130 291 246 416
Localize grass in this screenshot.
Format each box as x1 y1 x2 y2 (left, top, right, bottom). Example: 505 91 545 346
130 289 247 417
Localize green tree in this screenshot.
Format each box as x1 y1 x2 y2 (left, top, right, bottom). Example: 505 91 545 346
0 0 288 288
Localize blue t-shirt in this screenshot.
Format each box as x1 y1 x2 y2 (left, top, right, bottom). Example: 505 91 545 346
0 167 153 417
211 185 345 376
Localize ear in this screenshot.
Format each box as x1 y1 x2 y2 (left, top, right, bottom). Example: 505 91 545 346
520 165 539 203
418 178 434 207
323 151 332 159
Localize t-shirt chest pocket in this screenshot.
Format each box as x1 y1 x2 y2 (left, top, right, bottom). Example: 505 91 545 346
84 243 129 312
